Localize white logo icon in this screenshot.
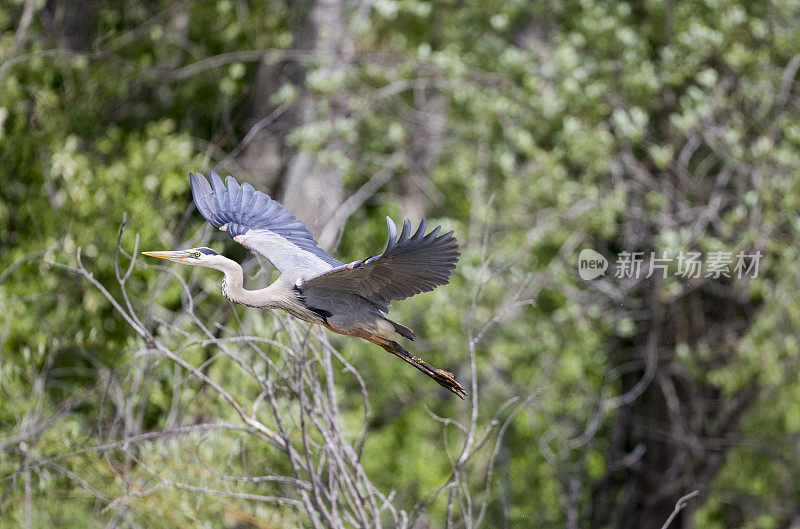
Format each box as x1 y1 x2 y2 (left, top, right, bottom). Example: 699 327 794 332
578 249 608 280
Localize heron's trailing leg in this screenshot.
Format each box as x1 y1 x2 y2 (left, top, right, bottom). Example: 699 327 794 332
373 338 467 399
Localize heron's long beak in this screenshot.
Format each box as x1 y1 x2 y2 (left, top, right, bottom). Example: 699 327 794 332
141 250 191 262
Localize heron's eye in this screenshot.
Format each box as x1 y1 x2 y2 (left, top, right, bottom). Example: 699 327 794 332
194 252 201 258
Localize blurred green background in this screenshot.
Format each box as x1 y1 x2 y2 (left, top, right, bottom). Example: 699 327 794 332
2 0 800 527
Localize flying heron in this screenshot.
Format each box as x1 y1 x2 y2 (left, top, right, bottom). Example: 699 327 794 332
143 172 466 398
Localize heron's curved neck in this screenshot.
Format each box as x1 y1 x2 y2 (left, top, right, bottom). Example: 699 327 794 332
214 257 281 309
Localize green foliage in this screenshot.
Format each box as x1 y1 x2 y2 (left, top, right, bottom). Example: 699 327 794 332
3 0 800 527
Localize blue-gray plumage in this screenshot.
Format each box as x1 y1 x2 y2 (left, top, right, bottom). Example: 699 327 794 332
143 172 465 398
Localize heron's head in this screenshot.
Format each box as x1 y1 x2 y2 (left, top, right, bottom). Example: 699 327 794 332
141 247 225 268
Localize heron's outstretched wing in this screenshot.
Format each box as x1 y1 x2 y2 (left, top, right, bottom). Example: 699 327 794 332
299 217 459 310
190 172 341 273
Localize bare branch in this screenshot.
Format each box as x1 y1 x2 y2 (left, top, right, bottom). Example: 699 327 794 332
659 490 700 529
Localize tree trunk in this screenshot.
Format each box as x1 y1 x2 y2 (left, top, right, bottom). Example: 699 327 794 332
285 0 353 235
236 0 353 239
401 91 447 222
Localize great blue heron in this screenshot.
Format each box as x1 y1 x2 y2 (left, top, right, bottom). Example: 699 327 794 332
143 172 466 398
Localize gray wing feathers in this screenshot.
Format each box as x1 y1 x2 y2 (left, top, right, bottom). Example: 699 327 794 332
189 172 341 272
301 217 460 308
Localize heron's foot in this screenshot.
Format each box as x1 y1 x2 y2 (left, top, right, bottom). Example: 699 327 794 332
429 368 467 400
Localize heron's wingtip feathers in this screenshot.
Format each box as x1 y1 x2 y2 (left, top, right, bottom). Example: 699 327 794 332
190 171 221 226
385 216 398 251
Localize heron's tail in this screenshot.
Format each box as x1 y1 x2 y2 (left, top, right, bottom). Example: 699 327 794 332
372 338 466 399
380 316 416 340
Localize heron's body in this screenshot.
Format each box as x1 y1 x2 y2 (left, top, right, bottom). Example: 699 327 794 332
144 172 465 398
212 257 403 340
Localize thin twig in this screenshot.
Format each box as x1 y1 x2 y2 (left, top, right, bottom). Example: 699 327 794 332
659 490 700 529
